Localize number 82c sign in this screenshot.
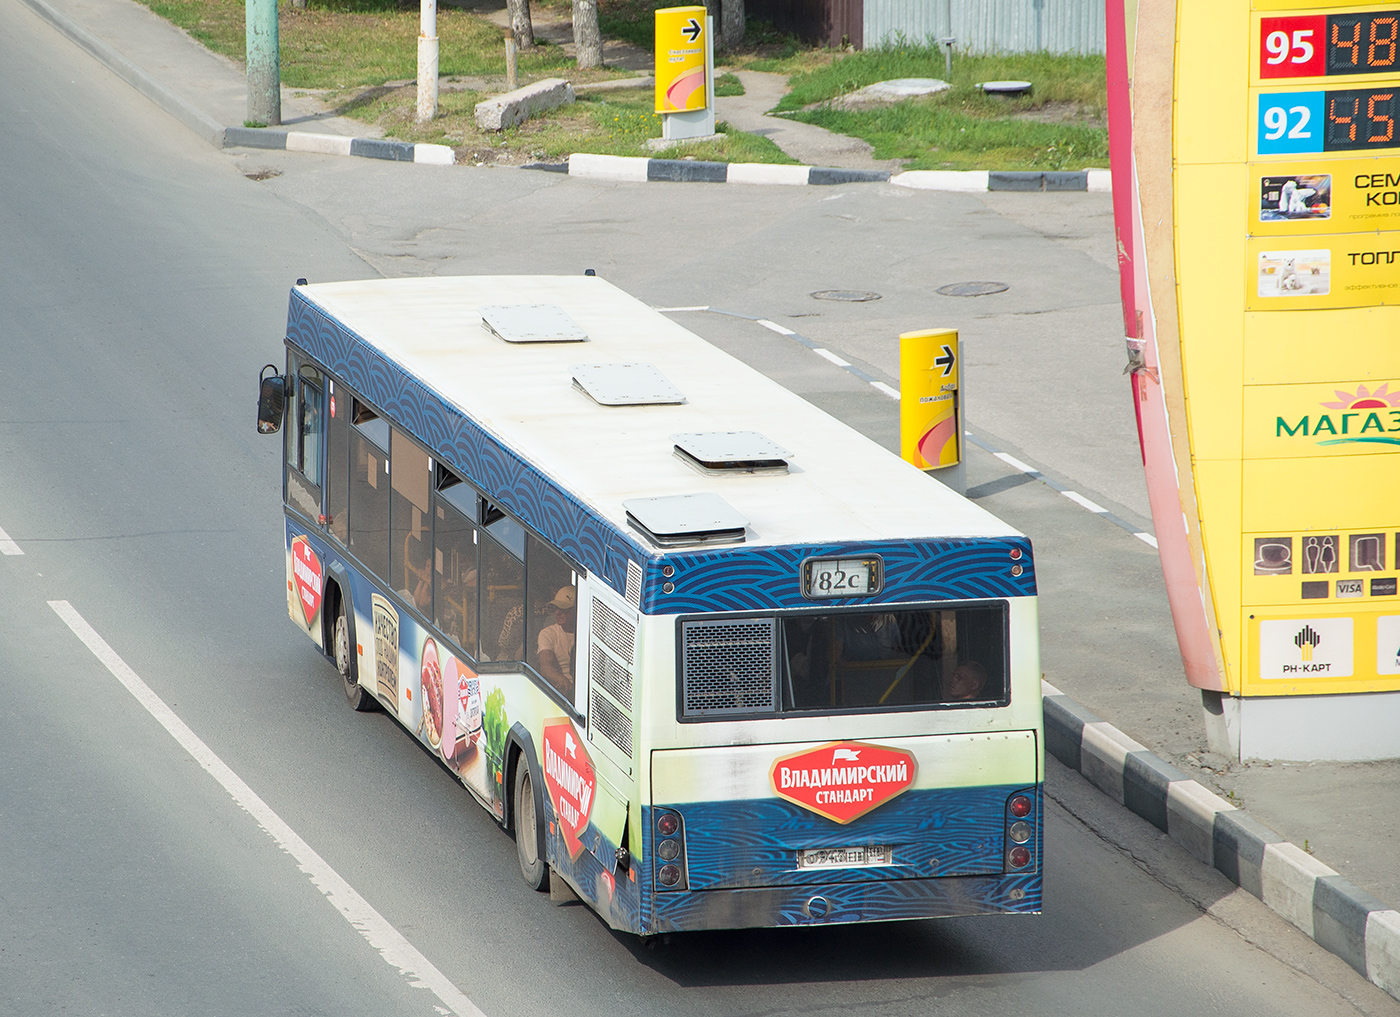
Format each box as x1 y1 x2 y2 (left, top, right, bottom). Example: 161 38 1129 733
1257 89 1398 154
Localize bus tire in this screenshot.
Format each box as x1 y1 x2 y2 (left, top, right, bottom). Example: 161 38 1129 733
336 596 375 713
513 757 549 892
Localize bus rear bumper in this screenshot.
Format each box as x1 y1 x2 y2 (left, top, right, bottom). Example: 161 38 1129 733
649 871 1041 933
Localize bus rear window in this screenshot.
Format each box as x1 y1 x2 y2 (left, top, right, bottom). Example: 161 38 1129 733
680 604 1007 719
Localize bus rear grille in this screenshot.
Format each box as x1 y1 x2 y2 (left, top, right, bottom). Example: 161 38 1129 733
592 597 636 666
590 687 633 758
591 642 633 710
681 619 778 717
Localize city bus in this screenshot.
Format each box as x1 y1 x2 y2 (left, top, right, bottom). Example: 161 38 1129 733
257 274 1043 934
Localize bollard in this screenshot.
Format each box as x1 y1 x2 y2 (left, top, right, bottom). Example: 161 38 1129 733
505 31 518 92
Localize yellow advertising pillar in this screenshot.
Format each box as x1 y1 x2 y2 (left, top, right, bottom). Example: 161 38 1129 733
899 329 964 493
654 6 715 141
1108 0 1400 759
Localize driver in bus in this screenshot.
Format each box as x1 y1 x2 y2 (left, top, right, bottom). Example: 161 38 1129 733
535 587 577 695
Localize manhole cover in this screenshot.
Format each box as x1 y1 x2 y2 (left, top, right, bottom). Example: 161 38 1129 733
811 290 882 302
937 281 1009 297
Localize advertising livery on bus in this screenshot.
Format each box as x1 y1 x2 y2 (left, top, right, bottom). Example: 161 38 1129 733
256 274 1043 934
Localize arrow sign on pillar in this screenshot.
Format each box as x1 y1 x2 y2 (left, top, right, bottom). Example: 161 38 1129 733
934 344 956 376
682 17 702 42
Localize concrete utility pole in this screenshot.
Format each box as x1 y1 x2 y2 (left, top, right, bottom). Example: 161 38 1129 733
417 0 439 122
246 0 281 125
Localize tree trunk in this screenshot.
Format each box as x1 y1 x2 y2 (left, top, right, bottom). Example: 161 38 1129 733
506 0 534 49
720 0 744 50
572 0 602 69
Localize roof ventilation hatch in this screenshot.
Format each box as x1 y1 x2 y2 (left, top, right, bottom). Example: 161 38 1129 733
480 304 588 343
672 431 791 476
623 493 748 548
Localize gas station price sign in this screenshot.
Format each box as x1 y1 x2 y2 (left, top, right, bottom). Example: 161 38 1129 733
1260 10 1399 78
1257 87 1398 153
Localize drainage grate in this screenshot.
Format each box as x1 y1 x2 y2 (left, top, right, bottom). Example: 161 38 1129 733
937 281 1009 297
811 290 882 302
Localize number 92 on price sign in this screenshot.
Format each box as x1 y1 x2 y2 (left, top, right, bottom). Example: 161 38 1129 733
1257 89 1399 154
801 556 883 599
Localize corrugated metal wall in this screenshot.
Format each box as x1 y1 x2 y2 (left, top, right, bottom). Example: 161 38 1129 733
863 0 1106 55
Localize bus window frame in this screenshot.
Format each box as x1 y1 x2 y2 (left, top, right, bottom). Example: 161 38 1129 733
672 600 1013 724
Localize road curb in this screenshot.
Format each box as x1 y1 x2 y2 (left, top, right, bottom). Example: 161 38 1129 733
550 155 1112 191
223 126 454 165
1042 679 1400 1001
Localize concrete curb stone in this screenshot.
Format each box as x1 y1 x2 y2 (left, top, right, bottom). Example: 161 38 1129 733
1042 680 1400 1002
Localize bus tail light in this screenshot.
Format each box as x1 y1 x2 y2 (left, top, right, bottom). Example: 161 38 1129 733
653 808 688 891
1004 789 1037 871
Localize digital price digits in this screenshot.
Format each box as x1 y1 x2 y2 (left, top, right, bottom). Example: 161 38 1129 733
1258 88 1398 153
1261 11 1400 78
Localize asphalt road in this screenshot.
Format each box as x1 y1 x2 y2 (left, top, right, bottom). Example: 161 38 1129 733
1 2 1395 1014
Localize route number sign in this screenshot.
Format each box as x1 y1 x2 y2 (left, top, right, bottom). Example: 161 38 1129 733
801 557 882 599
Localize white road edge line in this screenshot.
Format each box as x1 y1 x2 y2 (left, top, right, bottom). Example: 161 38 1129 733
756 318 796 336
871 382 900 400
1061 491 1110 514
1135 532 1160 548
652 305 709 312
47 600 486 1017
0 523 22 555
812 348 851 367
994 451 1038 474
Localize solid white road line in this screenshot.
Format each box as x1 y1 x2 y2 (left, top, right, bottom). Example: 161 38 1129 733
756 319 796 336
48 600 486 1017
1136 532 1160 548
0 522 22 555
652 305 710 313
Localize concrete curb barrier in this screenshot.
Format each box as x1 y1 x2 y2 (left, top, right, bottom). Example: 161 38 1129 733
558 153 891 186
1042 680 1400 1001
551 154 1113 191
223 127 454 165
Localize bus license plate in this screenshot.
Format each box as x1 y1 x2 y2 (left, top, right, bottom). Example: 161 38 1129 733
796 845 892 870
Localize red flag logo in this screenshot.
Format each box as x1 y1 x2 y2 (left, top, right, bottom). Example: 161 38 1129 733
542 719 595 860
770 741 917 824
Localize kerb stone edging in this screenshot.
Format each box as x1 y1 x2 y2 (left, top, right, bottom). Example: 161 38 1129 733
1042 679 1400 1001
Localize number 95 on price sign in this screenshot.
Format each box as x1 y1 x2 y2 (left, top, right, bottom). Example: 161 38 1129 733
1257 89 1399 154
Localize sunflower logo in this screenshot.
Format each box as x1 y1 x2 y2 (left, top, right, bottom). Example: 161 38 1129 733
1320 383 1400 410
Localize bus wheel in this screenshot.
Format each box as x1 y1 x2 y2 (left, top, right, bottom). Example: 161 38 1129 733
336 598 375 712
513 759 549 892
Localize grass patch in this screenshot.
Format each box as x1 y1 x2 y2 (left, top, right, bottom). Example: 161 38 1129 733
139 0 579 88
335 84 797 164
713 71 744 96
773 43 1107 170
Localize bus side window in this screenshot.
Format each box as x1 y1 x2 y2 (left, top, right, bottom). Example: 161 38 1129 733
389 427 432 615
325 379 349 545
286 362 323 521
526 535 577 701
479 500 524 664
434 468 479 658
348 400 390 582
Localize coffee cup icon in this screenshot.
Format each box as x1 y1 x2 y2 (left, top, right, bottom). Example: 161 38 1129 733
1255 539 1292 574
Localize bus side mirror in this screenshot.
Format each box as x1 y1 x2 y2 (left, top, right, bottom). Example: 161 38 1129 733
257 364 287 434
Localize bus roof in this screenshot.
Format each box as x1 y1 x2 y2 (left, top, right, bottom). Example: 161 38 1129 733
297 275 1021 548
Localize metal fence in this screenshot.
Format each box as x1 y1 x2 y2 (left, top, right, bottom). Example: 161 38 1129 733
863 0 1105 55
